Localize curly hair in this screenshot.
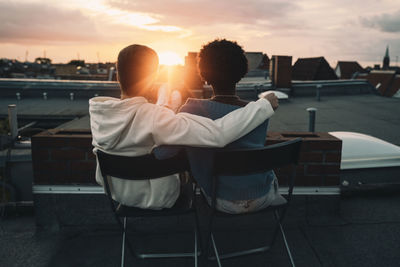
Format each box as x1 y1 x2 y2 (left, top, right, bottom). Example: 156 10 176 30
198 39 248 88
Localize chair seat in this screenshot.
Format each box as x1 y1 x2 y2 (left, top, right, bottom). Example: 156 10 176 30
211 194 288 217
116 184 194 217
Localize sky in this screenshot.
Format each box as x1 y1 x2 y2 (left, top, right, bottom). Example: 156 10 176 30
0 0 400 67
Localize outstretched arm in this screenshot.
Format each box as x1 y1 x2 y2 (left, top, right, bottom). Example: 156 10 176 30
152 97 276 147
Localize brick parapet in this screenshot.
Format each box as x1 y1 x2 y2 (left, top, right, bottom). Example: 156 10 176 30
32 129 96 184
266 132 342 186
31 130 342 186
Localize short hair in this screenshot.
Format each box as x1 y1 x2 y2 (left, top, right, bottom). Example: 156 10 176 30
116 44 159 93
198 39 248 88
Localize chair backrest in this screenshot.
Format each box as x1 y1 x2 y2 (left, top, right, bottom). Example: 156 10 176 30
209 138 302 209
97 149 190 211
97 149 189 180
213 138 302 176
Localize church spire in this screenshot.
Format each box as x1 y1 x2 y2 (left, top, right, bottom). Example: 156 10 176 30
383 45 390 70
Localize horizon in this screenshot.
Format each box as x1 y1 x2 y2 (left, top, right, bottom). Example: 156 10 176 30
0 0 399 68
0 54 396 69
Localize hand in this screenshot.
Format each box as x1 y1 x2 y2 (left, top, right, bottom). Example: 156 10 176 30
156 84 169 106
263 92 279 110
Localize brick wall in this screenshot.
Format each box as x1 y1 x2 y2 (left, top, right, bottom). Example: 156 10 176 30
31 129 96 185
31 130 342 187
266 132 342 186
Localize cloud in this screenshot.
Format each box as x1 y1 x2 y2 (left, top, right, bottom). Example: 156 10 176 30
0 1 100 44
361 10 400 33
1 0 398 66
107 0 298 27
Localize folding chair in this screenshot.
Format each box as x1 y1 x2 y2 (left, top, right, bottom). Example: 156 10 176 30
203 138 302 267
97 149 201 267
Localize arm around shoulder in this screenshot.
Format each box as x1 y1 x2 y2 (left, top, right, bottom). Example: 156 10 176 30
210 98 274 146
152 98 274 147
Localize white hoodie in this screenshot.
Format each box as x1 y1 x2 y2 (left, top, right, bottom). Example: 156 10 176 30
89 96 274 209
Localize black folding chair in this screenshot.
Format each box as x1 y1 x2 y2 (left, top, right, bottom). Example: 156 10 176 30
97 149 201 267
204 138 302 267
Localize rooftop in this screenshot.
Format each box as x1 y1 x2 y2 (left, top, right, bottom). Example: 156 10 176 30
292 57 338 81
1 80 400 267
269 94 400 145
51 94 400 146
335 61 365 79
1 193 400 267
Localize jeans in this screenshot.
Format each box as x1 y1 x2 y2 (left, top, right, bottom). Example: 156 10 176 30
203 174 282 214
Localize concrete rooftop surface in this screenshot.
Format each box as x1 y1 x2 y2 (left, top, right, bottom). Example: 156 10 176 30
268 94 400 145
51 94 400 145
1 87 400 266
0 98 88 119
1 93 399 145
1 193 400 267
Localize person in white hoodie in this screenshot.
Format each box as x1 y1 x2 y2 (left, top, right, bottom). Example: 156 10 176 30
89 44 278 209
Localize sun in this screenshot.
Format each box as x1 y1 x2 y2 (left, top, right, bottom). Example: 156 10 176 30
158 51 184 66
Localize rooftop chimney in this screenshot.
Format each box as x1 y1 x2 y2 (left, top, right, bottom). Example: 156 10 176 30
270 56 292 89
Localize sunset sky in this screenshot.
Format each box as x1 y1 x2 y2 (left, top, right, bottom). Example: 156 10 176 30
1 0 399 67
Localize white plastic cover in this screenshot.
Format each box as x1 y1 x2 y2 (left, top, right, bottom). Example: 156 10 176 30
258 90 289 100
393 88 400 98
329 131 400 170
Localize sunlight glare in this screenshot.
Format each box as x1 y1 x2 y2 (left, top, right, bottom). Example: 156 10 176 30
158 51 184 66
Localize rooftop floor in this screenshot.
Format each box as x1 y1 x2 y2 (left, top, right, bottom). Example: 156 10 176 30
1 91 399 266
53 94 400 145
269 94 400 145
0 98 88 119
1 193 400 267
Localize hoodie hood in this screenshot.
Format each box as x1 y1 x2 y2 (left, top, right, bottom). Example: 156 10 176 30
89 96 148 151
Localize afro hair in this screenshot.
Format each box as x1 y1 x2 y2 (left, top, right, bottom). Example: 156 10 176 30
198 39 248 88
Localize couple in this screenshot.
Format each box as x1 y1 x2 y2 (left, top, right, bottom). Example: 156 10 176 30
90 39 282 214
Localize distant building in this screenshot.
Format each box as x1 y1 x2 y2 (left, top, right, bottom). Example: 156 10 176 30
383 46 390 70
292 57 337 80
68 60 86 67
259 54 270 70
358 70 400 97
54 64 78 76
270 55 292 88
0 57 114 80
183 52 204 90
244 52 269 77
244 52 263 70
368 47 400 74
0 58 54 78
335 61 365 79
35 57 52 65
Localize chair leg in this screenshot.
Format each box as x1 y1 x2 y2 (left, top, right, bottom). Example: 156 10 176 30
194 225 198 267
114 212 136 262
210 233 222 267
274 210 296 267
133 213 200 261
203 208 294 265
204 212 214 263
204 209 222 267
194 207 203 252
270 210 283 247
121 217 127 267
193 207 199 267
116 209 201 264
